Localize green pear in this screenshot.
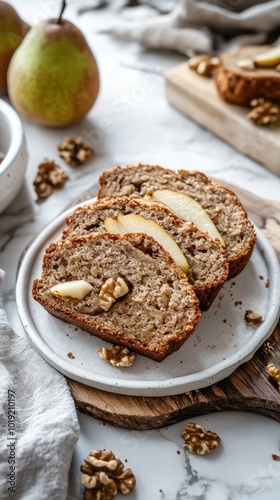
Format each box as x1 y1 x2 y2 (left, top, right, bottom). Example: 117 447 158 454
7 1 99 127
0 1 29 95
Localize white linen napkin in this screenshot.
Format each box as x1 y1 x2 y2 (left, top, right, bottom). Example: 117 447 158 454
102 0 280 55
0 269 79 500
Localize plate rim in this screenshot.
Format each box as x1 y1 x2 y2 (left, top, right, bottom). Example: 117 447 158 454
16 197 280 397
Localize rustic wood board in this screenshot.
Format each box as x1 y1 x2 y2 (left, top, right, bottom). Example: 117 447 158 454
165 63 280 177
67 184 280 430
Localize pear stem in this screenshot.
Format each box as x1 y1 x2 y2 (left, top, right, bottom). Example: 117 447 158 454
57 0 67 24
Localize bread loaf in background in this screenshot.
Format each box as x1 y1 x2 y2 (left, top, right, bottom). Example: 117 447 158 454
214 45 280 105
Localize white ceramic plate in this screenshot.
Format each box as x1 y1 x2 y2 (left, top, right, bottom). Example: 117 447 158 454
16 198 280 397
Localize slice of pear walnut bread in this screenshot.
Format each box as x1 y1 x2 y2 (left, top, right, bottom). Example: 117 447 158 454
98 164 256 279
32 232 201 362
62 197 229 310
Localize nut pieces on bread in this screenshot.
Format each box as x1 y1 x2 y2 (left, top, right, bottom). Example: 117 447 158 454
98 277 129 311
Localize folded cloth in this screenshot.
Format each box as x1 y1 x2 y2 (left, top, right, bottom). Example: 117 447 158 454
102 0 280 55
0 270 79 500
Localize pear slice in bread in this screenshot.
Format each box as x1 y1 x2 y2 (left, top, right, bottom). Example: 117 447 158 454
146 189 225 246
50 280 93 300
104 214 189 273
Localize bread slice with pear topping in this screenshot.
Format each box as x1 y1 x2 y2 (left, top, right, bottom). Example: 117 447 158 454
98 164 256 279
32 232 201 362
62 197 229 310
214 45 280 105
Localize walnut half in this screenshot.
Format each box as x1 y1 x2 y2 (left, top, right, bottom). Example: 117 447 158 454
57 136 93 167
266 362 280 392
33 159 68 199
247 98 280 126
97 345 136 367
99 277 129 311
80 450 136 500
189 54 218 77
181 422 221 455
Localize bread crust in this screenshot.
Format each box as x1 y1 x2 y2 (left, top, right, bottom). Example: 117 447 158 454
98 164 256 279
214 45 280 105
32 232 201 362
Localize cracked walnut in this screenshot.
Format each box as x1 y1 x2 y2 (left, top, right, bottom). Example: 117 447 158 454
80 450 136 500
181 422 221 455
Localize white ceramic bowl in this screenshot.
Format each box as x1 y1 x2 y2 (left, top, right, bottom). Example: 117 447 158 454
0 99 28 213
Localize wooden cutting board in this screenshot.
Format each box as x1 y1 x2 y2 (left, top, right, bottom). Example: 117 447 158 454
165 63 280 176
67 184 280 430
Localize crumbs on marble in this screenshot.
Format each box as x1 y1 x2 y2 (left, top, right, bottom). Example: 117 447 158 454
67 352 75 359
272 454 280 460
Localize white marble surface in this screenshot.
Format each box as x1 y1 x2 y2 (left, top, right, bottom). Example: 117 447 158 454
0 1 280 499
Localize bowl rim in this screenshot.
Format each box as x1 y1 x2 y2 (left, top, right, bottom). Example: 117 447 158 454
0 98 25 175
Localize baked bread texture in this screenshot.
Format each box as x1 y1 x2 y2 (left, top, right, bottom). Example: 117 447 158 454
32 232 201 362
62 197 229 310
98 164 256 279
214 45 280 105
